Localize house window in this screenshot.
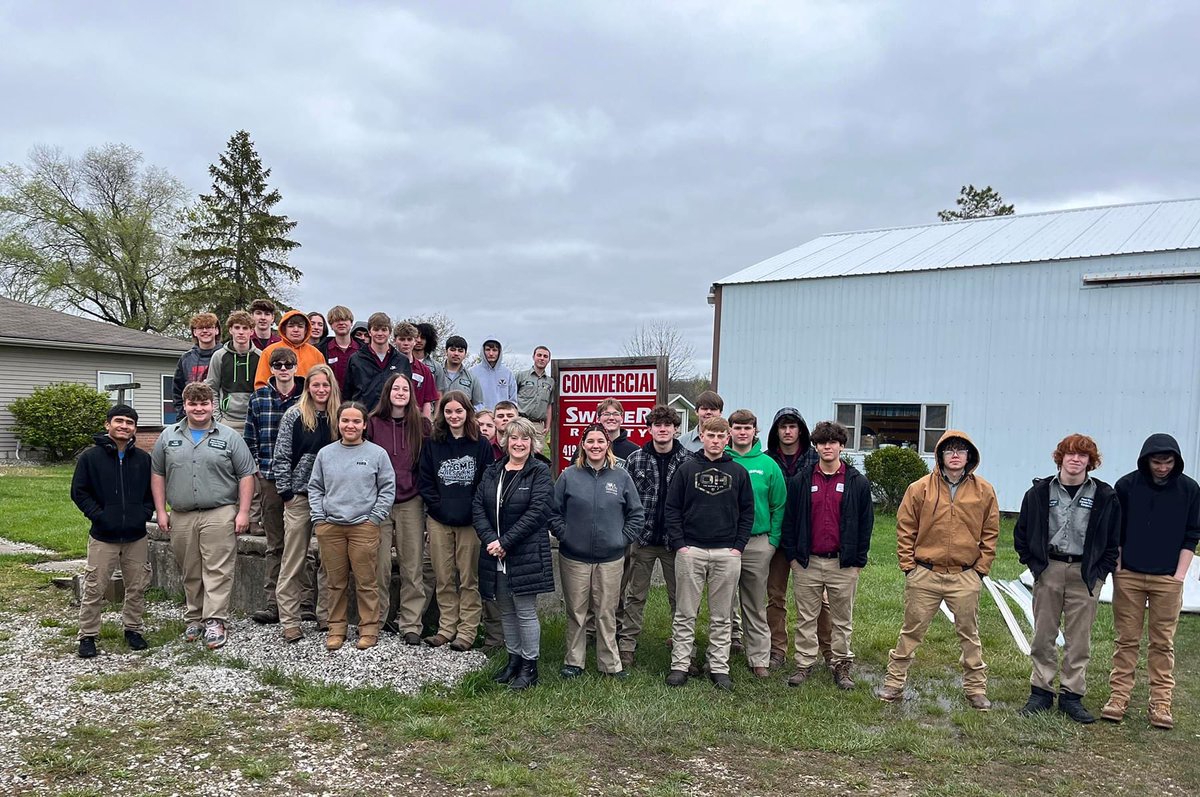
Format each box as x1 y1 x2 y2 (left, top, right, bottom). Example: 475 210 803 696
96 371 134 404
161 374 177 425
834 402 950 454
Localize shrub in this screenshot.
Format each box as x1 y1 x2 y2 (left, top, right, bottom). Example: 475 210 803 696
864 446 930 512
8 383 113 461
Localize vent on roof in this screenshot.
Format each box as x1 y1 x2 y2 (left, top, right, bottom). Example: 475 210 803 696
1081 269 1200 286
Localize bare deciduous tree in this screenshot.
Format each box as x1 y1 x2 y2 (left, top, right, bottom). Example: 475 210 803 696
622 321 696 381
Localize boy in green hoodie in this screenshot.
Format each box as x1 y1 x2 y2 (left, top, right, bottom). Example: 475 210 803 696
727 409 787 677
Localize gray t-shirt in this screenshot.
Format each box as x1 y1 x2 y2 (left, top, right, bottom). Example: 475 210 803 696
151 421 257 511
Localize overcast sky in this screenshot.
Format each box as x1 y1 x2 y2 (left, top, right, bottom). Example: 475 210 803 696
2 1 1196 373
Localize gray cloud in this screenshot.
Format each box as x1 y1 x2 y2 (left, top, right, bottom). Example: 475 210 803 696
2 1 1197 374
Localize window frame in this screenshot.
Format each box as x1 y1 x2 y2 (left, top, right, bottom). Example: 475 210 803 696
833 401 950 455
160 374 176 426
96 370 134 404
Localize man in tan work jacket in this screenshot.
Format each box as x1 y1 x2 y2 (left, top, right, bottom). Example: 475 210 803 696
875 430 1000 711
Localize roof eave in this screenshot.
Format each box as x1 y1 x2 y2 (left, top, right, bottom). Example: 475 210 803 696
0 337 189 358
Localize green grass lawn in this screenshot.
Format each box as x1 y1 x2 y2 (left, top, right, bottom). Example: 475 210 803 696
0 465 89 557
2 465 1197 795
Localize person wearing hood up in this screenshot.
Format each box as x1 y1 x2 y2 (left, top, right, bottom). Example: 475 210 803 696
350 320 370 348
1101 433 1200 730
765 407 825 669
71 405 155 659
469 338 517 410
876 430 999 711
253 310 326 389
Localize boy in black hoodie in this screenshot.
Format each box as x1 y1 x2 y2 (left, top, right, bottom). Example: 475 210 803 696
70 405 155 658
664 416 754 691
1102 433 1200 730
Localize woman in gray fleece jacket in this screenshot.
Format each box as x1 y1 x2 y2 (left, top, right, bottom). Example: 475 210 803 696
308 401 395 652
551 423 645 679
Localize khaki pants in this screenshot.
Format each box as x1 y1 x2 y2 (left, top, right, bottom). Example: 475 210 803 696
428 516 482 642
792 556 860 668
276 494 325 628
671 547 742 675
617 543 677 654
78 536 151 637
1030 560 1100 695
224 419 262 533
1108 570 1185 705
376 497 428 634
735 533 775 667
170 505 238 622
258 475 285 609
316 521 381 637
768 547 833 659
561 556 624 672
884 566 987 696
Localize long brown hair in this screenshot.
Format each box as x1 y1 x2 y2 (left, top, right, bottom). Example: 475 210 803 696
370 372 425 466
433 390 479 442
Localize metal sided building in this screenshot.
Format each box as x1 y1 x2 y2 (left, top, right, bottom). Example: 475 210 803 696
710 198 1200 511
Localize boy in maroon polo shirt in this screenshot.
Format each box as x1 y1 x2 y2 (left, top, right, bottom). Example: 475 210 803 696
393 321 438 419
780 421 874 689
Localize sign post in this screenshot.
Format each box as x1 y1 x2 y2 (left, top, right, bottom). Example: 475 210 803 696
550 356 667 475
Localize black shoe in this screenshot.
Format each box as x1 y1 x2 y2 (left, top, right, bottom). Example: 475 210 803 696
1019 686 1055 716
382 621 401 635
251 607 280 625
665 669 689 687
403 632 422 646
300 608 318 623
124 630 149 651
509 658 539 691
603 670 630 681
559 665 584 679
1058 691 1096 724
710 672 734 692
493 653 522 684
77 637 98 659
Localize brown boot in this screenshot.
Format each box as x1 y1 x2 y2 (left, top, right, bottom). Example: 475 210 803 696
1100 696 1127 723
966 693 992 712
874 684 904 703
357 635 378 650
831 661 855 690
325 634 345 651
1148 701 1174 730
787 666 814 687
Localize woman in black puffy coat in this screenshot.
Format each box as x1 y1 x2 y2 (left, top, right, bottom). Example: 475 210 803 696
473 416 554 690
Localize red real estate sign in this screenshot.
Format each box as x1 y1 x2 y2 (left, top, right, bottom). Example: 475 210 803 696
550 356 667 474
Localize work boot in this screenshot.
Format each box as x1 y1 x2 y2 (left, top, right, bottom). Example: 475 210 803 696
1057 691 1095 724
251 607 280 625
874 684 904 703
665 670 689 687
1019 686 1055 717
710 672 734 692
966 693 992 712
509 658 539 691
787 666 814 687
356 635 378 651
1148 701 1174 730
559 664 584 680
730 639 745 655
750 666 770 679
831 661 855 690
768 651 785 669
77 637 98 659
1100 696 1127 723
493 652 522 684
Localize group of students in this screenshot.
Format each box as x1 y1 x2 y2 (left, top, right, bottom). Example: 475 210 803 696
70 301 1198 727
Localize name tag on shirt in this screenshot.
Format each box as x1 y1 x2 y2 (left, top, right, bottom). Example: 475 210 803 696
1079 497 1094 508
208 439 228 450
811 485 819 493
835 483 844 493
168 439 183 447
1049 499 1059 507
328 357 338 364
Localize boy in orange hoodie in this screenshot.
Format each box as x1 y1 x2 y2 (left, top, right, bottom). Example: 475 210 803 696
253 310 326 389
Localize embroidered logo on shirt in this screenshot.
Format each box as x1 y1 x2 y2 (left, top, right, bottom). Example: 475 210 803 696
605 482 619 496
1079 496 1094 508
1049 499 1059 507
696 468 732 496
207 439 228 450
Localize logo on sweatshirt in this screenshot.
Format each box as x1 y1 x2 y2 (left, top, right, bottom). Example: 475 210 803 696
696 468 732 496
438 455 478 486
605 481 619 496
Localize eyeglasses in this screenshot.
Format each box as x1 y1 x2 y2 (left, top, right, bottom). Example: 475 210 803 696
272 362 297 370
599 412 621 419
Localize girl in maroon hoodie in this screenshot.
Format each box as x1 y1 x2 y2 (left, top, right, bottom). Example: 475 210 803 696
367 373 432 644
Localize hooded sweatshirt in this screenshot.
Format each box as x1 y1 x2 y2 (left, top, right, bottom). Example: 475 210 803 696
366 413 431 503
252 310 327 388
551 462 645 563
664 450 755 551
171 343 218 416
766 407 819 478
1114 433 1200 575
70 433 154 543
469 339 517 410
895 429 1000 574
727 440 787 546
205 341 260 426
418 432 495 526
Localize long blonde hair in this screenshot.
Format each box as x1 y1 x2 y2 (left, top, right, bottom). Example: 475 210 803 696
300 364 341 436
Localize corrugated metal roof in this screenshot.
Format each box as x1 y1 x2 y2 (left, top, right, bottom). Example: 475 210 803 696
717 197 1200 285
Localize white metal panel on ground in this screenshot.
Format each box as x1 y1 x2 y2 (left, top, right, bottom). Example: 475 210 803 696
1020 562 1200 614
716 250 1200 511
717 197 1200 285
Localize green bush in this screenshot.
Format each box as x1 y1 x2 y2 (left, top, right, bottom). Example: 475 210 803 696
864 446 930 512
8 382 113 461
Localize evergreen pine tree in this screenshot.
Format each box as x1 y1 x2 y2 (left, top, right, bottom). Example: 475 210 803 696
178 130 300 320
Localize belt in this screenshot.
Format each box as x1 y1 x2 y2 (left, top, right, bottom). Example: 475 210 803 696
1048 552 1083 564
916 560 972 574
811 552 839 559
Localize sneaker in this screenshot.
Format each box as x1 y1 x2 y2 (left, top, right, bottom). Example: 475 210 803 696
183 623 204 643
1057 691 1095 724
874 684 904 703
204 620 227 650
768 651 785 669
710 672 734 692
603 670 630 681
560 665 584 679
77 637 98 659
1148 701 1174 730
831 661 855 690
1019 687 1055 717
966 693 992 712
124 630 149 651
251 607 280 625
787 666 814 687
665 669 689 687
1100 697 1127 723
619 650 635 669
282 627 303 644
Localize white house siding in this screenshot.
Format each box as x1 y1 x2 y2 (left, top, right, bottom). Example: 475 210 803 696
715 250 1200 511
0 345 180 459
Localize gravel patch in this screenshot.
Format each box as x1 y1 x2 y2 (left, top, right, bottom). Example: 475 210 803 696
0 537 54 556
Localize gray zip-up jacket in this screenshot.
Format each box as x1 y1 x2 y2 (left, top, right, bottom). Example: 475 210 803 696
308 440 396 525
550 463 645 564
